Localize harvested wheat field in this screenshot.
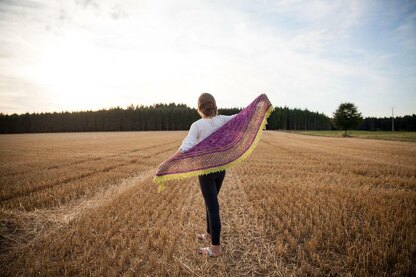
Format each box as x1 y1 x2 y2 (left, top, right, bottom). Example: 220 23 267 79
0 131 415 276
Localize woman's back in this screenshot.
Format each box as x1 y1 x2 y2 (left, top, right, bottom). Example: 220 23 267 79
195 114 237 143
179 114 237 153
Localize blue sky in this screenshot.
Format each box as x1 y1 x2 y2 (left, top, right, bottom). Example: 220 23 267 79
0 0 415 117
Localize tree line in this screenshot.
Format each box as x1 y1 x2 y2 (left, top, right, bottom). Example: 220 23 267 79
358 115 416 131
0 103 414 133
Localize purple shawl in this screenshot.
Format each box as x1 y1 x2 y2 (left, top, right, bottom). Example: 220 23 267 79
153 93 273 192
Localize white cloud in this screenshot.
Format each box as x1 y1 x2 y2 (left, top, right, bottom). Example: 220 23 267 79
395 12 416 51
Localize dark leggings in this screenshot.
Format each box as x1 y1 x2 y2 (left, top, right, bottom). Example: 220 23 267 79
198 170 226 245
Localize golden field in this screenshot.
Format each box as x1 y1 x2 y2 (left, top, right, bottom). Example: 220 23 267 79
0 131 415 276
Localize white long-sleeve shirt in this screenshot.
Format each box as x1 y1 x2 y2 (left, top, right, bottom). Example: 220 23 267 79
178 114 238 153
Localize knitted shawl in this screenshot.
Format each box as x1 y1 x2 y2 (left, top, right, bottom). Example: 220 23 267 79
153 93 273 192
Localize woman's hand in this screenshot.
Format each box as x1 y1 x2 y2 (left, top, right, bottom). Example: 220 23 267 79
172 150 182 158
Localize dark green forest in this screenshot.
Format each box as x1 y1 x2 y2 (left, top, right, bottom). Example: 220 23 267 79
0 103 415 133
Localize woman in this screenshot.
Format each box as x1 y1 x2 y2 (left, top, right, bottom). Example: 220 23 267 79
177 92 237 257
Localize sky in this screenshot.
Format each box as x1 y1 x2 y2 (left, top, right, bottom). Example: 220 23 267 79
0 0 415 117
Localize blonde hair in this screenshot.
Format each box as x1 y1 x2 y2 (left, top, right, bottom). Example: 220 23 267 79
198 93 218 117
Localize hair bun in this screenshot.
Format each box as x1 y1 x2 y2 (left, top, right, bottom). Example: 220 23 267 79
198 93 218 117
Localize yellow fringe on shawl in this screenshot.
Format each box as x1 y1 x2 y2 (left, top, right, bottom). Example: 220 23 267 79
153 104 274 192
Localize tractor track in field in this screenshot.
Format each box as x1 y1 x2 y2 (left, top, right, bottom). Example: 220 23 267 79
264 136 416 175
1 140 178 178
263 136 416 192
268 133 416 172
0 146 177 202
0 168 156 258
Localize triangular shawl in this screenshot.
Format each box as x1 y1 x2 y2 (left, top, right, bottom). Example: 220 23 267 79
153 93 274 192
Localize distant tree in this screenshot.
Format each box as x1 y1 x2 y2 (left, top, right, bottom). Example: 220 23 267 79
332 102 363 136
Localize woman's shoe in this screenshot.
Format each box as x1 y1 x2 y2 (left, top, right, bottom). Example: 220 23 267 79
197 246 221 257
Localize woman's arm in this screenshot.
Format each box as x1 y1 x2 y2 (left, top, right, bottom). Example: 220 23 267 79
178 122 199 153
172 150 182 157
221 114 238 125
